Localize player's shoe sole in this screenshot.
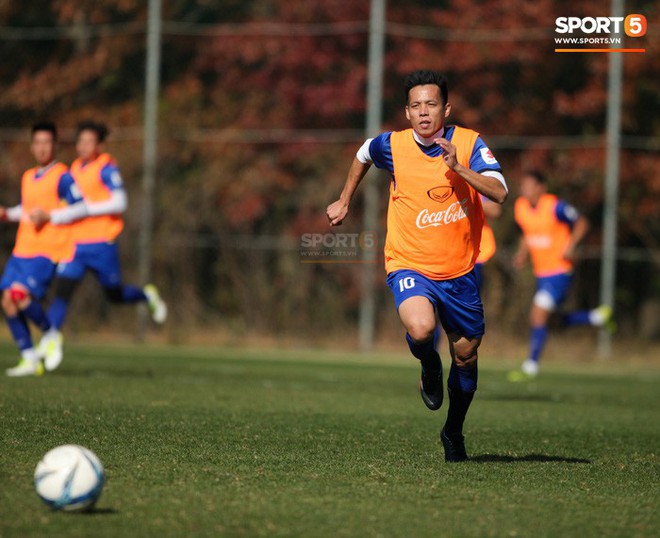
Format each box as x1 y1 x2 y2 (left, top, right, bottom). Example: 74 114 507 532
420 367 443 410
594 305 617 334
144 284 167 324
6 359 45 377
39 330 64 372
507 370 537 382
440 428 468 462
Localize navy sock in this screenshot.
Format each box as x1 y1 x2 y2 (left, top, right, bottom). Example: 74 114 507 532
406 327 441 373
448 360 478 392
444 386 475 435
6 314 32 351
529 326 548 363
48 297 69 330
562 310 591 327
21 301 51 332
122 285 147 303
106 285 147 304
444 361 478 435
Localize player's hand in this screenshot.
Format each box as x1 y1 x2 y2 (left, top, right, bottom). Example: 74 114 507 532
29 208 50 230
326 200 348 226
512 250 527 270
435 138 458 170
563 245 576 263
0 206 6 221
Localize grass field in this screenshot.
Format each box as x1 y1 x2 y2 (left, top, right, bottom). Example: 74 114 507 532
1 341 658 537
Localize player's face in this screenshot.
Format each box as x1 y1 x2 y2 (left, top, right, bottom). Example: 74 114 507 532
31 131 56 167
405 85 450 138
76 130 101 161
520 175 545 204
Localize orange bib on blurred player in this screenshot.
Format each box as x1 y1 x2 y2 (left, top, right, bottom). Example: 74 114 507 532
385 127 485 280
69 153 124 244
13 162 73 262
514 193 573 277
476 222 496 264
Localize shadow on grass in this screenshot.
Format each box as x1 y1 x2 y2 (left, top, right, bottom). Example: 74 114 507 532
82 507 119 515
480 393 564 403
471 454 591 464
55 368 157 380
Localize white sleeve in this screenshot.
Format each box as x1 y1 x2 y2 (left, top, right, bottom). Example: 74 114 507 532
50 201 88 225
85 189 128 217
356 138 374 165
482 170 508 193
5 205 22 222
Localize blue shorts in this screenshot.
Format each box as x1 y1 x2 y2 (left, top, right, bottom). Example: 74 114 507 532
57 242 122 288
535 273 573 310
387 269 485 338
0 255 56 299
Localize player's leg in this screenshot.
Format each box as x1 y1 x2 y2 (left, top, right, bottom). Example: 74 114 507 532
1 257 54 376
2 287 43 376
93 242 167 323
562 305 616 333
40 253 86 371
13 257 55 335
442 333 481 462
511 274 569 380
434 269 484 462
47 247 86 332
523 302 552 376
47 276 80 330
39 276 77 372
387 270 443 410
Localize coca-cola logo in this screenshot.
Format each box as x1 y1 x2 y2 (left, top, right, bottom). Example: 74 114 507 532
416 199 470 229
526 234 552 248
427 186 454 204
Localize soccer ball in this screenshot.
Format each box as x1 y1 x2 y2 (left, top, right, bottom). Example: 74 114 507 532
34 445 105 512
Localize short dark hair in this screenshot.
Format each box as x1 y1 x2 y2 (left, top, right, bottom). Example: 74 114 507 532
31 121 57 141
525 170 547 184
404 70 448 105
76 120 109 143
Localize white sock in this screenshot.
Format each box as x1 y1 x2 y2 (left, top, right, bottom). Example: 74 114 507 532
21 348 39 364
589 309 604 326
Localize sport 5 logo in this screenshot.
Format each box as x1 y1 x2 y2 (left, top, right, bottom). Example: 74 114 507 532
427 186 454 204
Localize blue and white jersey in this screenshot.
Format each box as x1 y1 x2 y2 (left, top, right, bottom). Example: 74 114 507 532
99 163 124 192
56 172 84 205
555 200 580 226
357 125 506 191
368 126 502 175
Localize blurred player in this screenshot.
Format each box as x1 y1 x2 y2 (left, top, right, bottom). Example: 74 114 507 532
1 122 86 376
473 196 501 289
508 171 614 381
32 120 167 369
327 70 507 462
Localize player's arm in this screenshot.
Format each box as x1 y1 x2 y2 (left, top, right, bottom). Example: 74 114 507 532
327 135 391 226
512 221 528 269
85 163 127 217
30 173 87 228
559 201 589 262
435 137 507 204
482 197 502 219
326 157 372 226
0 204 22 222
513 236 529 270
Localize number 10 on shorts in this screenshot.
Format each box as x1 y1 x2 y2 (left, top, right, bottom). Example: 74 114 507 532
399 276 415 292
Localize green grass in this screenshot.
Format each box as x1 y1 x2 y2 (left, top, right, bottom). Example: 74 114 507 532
1 342 658 537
